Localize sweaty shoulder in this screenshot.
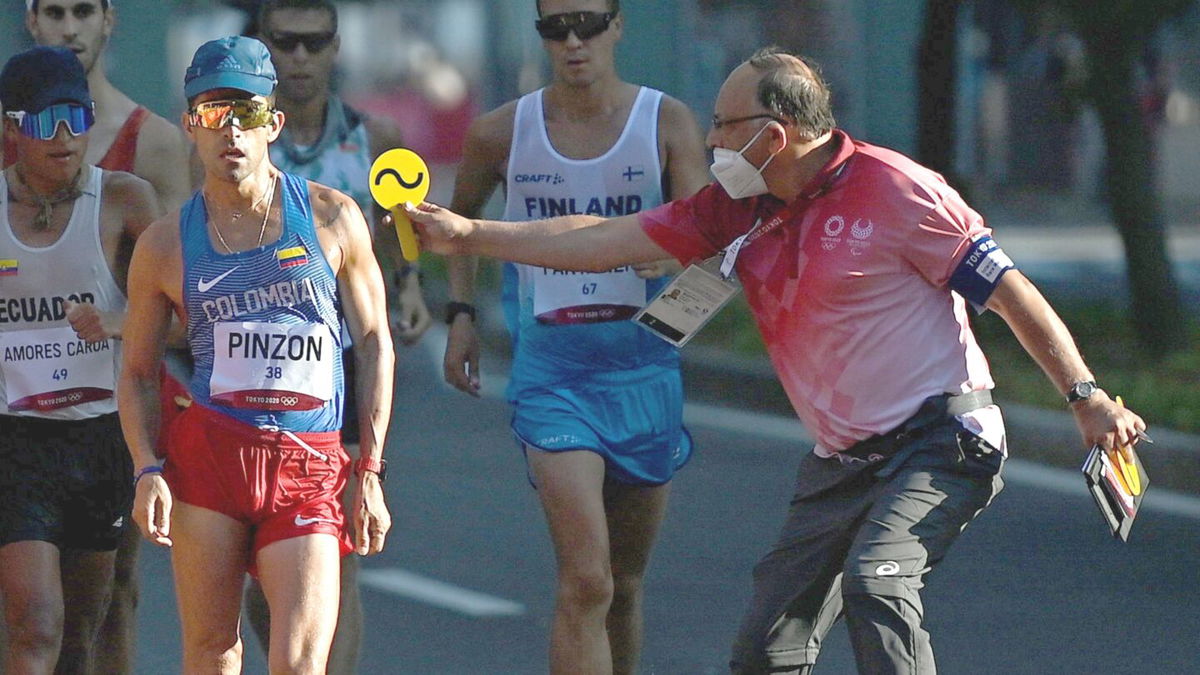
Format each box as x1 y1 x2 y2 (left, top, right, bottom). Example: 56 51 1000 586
465 100 517 160
102 170 160 234
657 94 698 134
138 207 184 256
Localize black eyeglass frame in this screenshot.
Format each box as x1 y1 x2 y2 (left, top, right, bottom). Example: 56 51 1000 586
265 30 337 54
534 11 616 42
710 113 789 131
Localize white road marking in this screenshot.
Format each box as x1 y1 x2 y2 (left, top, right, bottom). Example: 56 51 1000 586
359 568 526 618
423 325 1200 521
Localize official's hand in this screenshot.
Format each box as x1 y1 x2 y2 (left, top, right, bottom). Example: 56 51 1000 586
133 474 173 547
65 300 121 342
1070 390 1146 461
391 271 432 344
400 201 474 255
633 258 682 279
443 315 481 397
354 471 391 556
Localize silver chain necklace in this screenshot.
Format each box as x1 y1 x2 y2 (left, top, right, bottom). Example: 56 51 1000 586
205 174 277 254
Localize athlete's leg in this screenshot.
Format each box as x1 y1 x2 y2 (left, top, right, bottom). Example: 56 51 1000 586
255 534 342 675
241 579 270 661
242 548 361 675
528 448 613 675
0 541 63 674
170 503 251 674
92 524 140 675
325 554 362 675
56 548 117 673
603 480 670 675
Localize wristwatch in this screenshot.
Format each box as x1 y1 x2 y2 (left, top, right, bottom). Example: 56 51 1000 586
445 301 476 325
355 456 388 482
1065 380 1099 404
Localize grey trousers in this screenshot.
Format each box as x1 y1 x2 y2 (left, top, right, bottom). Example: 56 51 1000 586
730 419 1004 675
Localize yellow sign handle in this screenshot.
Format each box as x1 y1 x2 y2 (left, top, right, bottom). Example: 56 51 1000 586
390 205 420 262
368 148 430 262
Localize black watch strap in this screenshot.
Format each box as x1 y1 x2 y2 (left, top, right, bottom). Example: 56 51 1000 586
445 301 476 324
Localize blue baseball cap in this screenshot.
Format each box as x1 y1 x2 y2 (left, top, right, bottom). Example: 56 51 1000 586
184 36 277 100
0 46 92 114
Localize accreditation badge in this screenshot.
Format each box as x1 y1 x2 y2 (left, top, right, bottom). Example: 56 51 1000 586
633 255 740 347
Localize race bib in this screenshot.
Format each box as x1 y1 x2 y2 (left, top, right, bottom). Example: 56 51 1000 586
210 321 335 411
532 266 646 324
0 326 116 412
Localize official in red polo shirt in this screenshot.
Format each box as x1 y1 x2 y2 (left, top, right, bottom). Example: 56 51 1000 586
404 47 1147 674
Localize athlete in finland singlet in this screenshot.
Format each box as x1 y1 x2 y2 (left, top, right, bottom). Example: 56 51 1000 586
503 87 679 397
0 165 124 419
181 172 344 432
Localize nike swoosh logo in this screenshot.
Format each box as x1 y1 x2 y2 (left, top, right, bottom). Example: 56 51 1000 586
294 514 337 527
197 266 240 293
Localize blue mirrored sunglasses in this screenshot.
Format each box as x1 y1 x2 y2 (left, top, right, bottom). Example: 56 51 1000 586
5 103 95 140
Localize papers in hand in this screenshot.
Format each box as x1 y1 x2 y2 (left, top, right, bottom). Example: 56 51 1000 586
1081 443 1149 542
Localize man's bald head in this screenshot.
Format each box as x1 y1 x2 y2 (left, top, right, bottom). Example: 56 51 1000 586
744 47 835 141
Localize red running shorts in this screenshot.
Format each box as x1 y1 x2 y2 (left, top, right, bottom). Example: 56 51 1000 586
163 403 353 564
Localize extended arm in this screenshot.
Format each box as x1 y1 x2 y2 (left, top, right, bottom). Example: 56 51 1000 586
986 270 1145 455
407 202 671 273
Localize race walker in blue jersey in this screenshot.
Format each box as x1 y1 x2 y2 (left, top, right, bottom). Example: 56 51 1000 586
118 36 394 673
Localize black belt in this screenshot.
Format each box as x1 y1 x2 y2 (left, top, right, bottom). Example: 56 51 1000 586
836 390 993 466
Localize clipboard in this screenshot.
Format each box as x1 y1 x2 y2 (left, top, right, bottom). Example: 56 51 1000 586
1080 444 1149 542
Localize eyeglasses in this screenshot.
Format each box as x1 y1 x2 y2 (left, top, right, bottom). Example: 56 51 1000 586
710 113 787 131
5 103 95 140
535 11 615 41
266 30 336 53
187 99 275 131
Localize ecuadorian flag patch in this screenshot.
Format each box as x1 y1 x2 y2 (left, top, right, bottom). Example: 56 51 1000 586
0 259 18 276
278 246 309 269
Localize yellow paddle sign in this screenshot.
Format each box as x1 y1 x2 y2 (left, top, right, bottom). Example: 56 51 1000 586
369 148 430 262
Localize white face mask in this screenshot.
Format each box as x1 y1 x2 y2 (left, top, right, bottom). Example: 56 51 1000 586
710 121 781 199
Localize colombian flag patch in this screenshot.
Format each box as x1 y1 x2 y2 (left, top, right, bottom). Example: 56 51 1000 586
277 246 309 269
0 259 18 277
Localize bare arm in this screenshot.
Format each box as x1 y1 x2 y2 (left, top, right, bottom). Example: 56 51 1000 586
134 115 192 212
659 95 711 202
985 270 1145 454
119 217 181 547
70 172 161 341
443 106 513 395
365 115 431 343
315 187 395 555
407 202 671 273
634 95 711 279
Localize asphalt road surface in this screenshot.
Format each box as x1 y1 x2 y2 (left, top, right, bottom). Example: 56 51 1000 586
133 326 1200 674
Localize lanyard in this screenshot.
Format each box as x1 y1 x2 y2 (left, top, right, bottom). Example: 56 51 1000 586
718 158 852 279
